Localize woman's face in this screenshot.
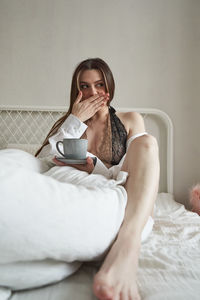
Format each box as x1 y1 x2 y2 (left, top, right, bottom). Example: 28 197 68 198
79 69 107 100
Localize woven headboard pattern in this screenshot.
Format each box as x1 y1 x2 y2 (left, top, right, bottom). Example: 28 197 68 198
0 109 64 146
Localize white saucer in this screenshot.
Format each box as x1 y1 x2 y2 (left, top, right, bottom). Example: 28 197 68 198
55 157 87 164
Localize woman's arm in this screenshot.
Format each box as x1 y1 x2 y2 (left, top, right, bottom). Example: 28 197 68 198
44 93 112 177
49 91 108 156
116 111 147 149
51 114 112 177
48 114 88 155
125 112 148 149
117 111 146 139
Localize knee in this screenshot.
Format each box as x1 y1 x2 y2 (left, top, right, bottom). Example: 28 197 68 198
129 134 159 154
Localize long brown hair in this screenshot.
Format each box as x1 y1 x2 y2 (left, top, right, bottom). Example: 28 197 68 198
35 58 115 157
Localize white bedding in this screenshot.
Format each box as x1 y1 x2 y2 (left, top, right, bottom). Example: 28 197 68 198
0 149 128 291
2 193 198 300
1 149 200 300
138 193 200 299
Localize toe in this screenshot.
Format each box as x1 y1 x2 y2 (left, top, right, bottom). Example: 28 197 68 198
93 279 114 300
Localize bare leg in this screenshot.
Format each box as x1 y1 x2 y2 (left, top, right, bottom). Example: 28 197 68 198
93 135 160 300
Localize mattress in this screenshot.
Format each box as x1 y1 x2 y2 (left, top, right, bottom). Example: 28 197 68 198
2 193 199 300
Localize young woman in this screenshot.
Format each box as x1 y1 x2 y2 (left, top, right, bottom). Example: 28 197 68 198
36 58 160 300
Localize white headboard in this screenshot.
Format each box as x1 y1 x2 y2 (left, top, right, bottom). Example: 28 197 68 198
0 105 173 194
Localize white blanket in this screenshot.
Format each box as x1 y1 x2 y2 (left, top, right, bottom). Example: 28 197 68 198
0 149 154 292
0 149 129 290
4 193 200 300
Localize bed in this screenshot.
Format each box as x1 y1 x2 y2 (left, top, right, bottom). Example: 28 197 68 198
0 106 200 300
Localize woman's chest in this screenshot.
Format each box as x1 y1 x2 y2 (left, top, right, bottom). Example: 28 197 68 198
80 110 128 167
85 122 110 154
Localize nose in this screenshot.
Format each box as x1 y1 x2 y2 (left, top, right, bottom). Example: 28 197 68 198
90 85 98 96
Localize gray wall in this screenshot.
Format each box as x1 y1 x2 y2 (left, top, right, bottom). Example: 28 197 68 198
0 0 200 206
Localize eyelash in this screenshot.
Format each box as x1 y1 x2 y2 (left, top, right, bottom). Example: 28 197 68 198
80 83 104 89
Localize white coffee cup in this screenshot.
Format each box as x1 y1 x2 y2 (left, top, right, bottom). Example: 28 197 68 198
56 138 88 160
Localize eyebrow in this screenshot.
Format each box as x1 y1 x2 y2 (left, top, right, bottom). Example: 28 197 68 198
80 80 103 84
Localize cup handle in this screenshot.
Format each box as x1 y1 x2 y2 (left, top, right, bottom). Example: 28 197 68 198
56 141 65 157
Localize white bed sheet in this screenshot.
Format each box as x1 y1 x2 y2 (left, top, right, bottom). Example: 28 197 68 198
138 193 200 300
5 193 200 300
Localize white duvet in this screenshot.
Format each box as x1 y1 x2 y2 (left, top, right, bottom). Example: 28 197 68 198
2 193 199 300
0 149 129 290
2 149 199 300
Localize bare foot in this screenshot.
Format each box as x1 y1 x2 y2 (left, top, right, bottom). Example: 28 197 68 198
93 233 141 300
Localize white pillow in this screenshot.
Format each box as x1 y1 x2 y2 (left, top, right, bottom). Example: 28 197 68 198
0 148 153 291
0 260 81 291
6 143 41 156
0 149 128 290
154 193 184 216
1 148 49 173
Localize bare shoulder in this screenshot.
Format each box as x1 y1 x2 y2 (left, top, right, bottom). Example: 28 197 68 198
116 111 145 138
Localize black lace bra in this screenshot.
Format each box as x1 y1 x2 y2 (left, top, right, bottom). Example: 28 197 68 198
83 106 128 167
109 106 127 165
